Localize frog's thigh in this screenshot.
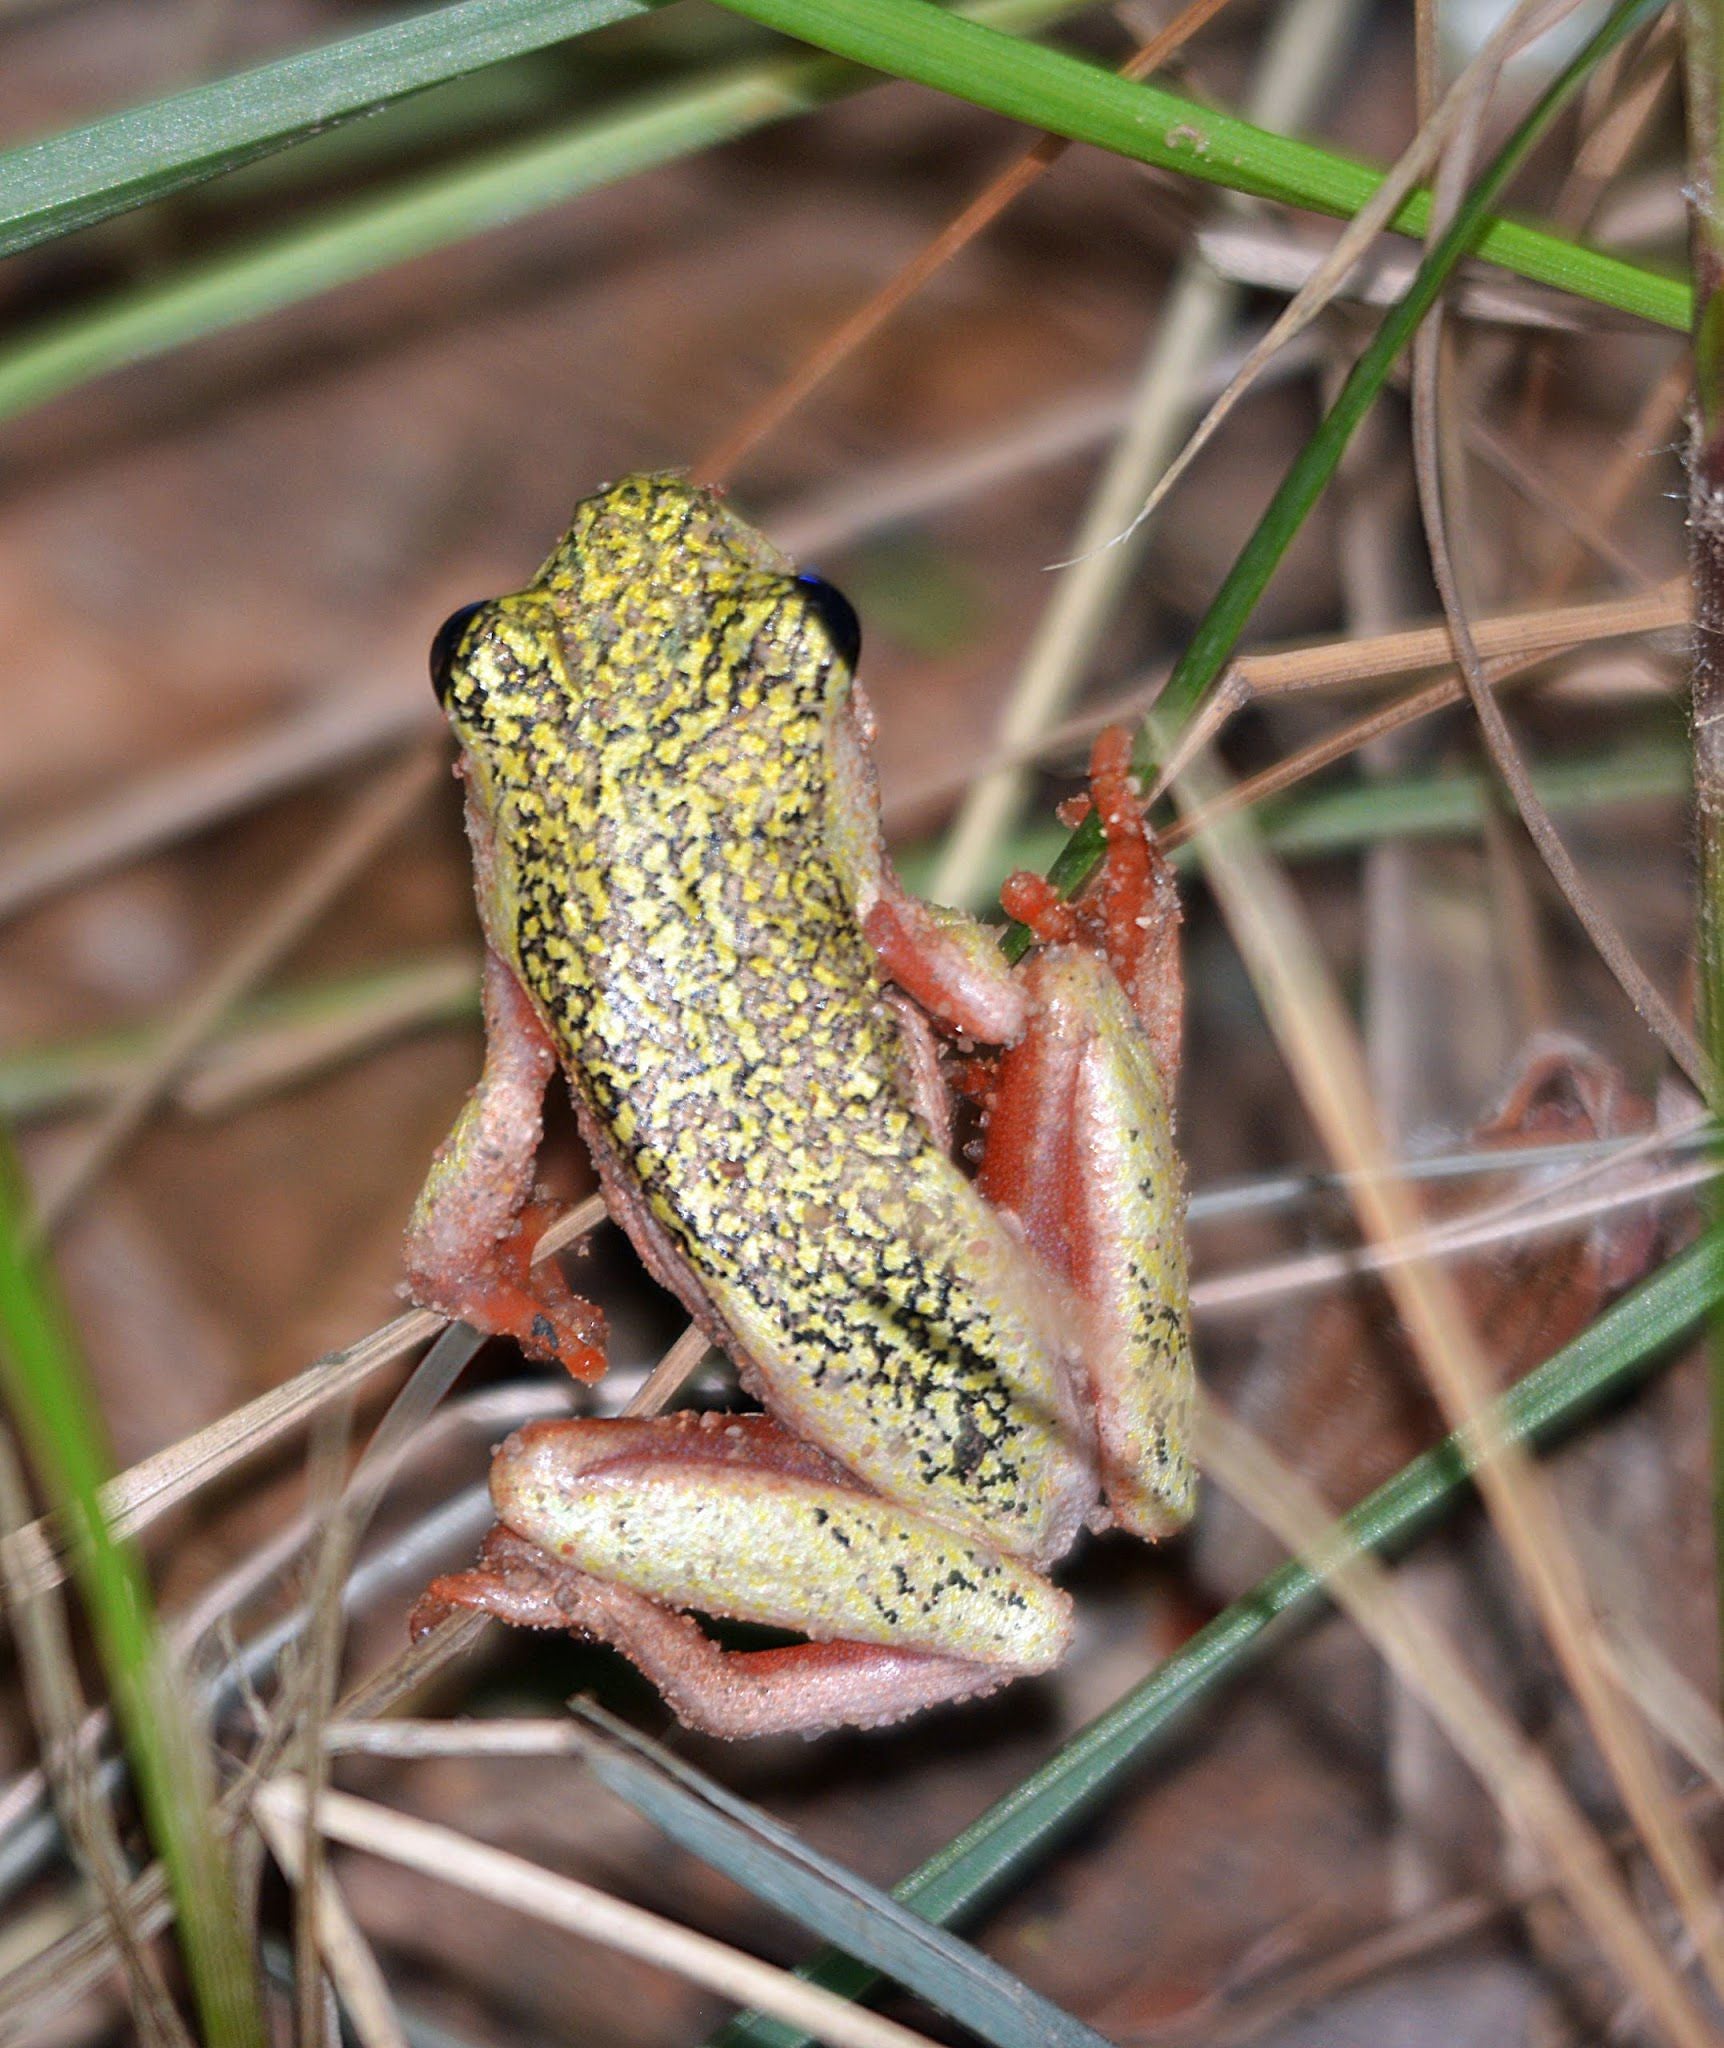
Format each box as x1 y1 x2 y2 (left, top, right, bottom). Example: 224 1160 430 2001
488 1415 1072 1720
403 949 603 1380
980 949 1195 1540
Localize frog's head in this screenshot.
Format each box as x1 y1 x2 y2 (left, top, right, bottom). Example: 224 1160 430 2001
427 474 862 781
535 474 861 713
541 472 795 596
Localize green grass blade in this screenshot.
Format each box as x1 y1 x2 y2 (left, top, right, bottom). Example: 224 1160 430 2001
702 0 1686 329
0 953 481 1124
0 0 660 260
566 1702 1112 2048
903 737 1692 908
0 1131 263 2046
712 1217 1724 2048
1247 737 1689 856
1013 0 1666 945
0 0 1078 428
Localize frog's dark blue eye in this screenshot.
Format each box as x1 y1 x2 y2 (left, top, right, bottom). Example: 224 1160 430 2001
796 573 861 674
430 601 487 707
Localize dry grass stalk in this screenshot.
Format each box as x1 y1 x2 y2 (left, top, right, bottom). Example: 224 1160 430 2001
1193 216 1651 327
623 1320 713 1417
0 1577 498 2033
0 1428 189 2047
1197 1397 1716 2048
1155 577 1685 813
254 1779 409 2048
1191 1154 1713 1315
322 1719 587 1759
1604 1621 1724 1797
1231 579 1688 697
1412 218 1705 1099
278 1423 360 2048
1174 736 1724 2022
32 743 445 1237
255 1777 949 2048
1161 646 1610 846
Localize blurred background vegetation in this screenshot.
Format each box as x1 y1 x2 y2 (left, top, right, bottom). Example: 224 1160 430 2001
0 0 1716 2043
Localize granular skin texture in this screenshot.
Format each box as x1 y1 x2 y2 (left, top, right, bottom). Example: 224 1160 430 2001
440 474 1092 1568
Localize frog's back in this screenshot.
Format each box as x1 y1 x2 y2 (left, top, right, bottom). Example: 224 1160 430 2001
504 475 910 1190
452 477 1095 1560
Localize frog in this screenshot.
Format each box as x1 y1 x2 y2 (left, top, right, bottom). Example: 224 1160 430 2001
405 473 1194 1739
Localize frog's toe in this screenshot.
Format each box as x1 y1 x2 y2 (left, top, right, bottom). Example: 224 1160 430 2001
410 1524 593 1638
407 1198 608 1381
509 1270 609 1381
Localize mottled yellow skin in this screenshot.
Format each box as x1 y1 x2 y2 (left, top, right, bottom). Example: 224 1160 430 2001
410 473 1193 1735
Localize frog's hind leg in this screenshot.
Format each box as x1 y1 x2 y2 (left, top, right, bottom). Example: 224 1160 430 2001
415 1412 1072 1738
404 949 605 1381
986 729 1194 1540
980 950 1195 1540
414 1529 1008 1738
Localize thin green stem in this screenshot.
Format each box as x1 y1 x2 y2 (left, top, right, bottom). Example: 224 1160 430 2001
1003 0 1666 957
0 1131 263 2045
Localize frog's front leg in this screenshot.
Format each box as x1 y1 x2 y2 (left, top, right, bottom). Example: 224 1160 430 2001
831 692 1031 1046
412 1413 1072 1738
404 949 606 1381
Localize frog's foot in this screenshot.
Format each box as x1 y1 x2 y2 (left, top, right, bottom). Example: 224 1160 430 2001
404 949 607 1382
1002 726 1183 1094
979 946 1194 1542
413 1199 607 1381
417 1412 1072 1738
1083 725 1183 1092
413 1528 1011 1739
997 870 1080 948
